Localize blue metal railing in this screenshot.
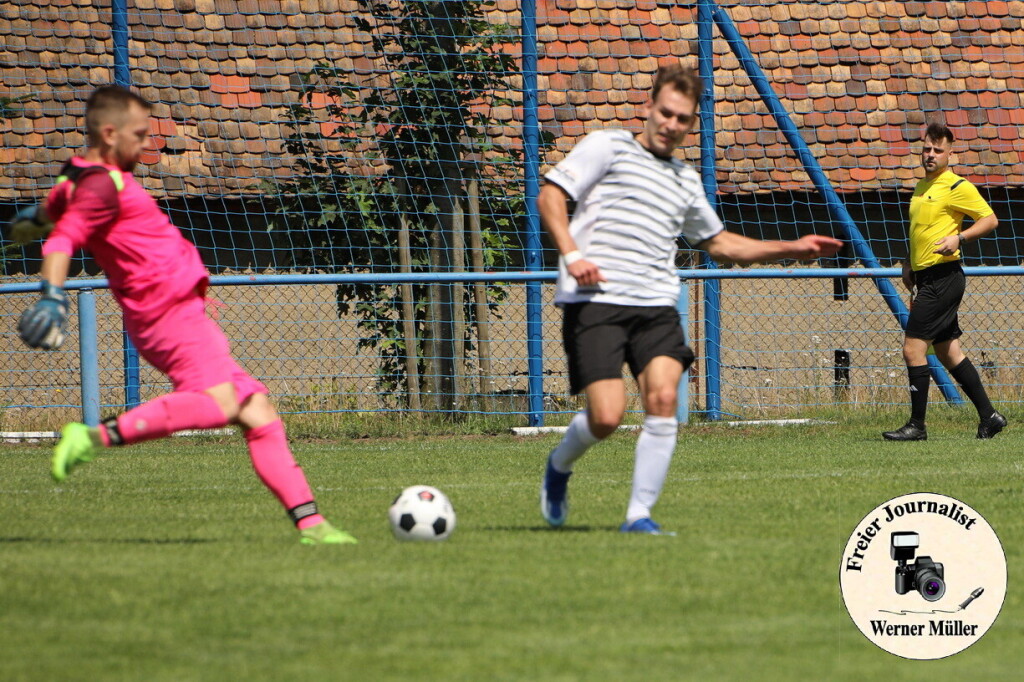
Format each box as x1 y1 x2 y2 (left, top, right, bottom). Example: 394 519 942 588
8 266 1023 427
76 289 101 426
112 0 142 410
698 0 725 421
706 0 959 403
522 0 545 426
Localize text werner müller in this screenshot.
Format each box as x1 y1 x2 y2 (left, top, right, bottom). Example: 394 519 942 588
870 620 979 637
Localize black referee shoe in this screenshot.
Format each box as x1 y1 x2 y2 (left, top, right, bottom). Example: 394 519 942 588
977 411 1007 440
883 422 927 441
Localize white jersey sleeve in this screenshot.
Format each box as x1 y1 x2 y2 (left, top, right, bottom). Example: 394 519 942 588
680 190 725 245
544 130 616 201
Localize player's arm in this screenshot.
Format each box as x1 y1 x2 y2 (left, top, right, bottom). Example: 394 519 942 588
19 172 118 350
901 259 914 293
699 230 843 266
19 223 75 351
7 204 54 245
933 213 998 256
934 180 999 255
18 250 72 350
538 182 605 286
40 250 71 288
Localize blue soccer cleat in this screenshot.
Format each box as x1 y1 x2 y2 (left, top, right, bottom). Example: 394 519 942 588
540 456 571 527
620 518 676 536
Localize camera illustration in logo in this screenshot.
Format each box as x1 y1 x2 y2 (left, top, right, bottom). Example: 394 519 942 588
891 531 945 601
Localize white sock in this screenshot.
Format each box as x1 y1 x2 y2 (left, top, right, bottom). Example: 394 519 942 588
626 415 678 523
549 410 601 473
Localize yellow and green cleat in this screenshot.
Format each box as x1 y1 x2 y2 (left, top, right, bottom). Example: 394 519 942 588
52 422 101 482
299 520 358 546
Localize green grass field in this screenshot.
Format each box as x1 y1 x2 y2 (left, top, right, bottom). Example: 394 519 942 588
1 410 1021 681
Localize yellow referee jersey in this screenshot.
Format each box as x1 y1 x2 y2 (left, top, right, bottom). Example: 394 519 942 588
908 170 993 271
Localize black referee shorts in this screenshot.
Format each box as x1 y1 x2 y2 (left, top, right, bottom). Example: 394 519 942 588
561 302 695 395
905 261 965 343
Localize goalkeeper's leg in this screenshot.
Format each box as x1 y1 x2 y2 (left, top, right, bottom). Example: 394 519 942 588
98 391 231 445
87 295 241 448
52 391 230 482
236 392 357 545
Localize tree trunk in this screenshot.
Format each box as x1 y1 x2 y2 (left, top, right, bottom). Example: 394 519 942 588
467 176 494 404
396 181 422 412
452 194 466 402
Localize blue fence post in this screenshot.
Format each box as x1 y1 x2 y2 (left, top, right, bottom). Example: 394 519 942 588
112 0 130 87
708 0 960 404
676 280 690 425
522 0 545 426
123 329 140 409
698 0 723 420
77 289 101 426
112 0 141 410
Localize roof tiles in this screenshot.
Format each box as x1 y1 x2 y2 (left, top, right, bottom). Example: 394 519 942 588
1 0 1023 198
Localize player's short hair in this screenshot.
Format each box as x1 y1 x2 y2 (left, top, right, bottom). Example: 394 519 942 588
651 63 703 102
924 122 954 145
85 85 152 144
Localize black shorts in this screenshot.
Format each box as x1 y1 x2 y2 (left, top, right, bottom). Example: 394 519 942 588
561 302 695 395
905 261 965 343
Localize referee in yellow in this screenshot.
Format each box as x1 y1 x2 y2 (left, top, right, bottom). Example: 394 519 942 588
884 122 1005 441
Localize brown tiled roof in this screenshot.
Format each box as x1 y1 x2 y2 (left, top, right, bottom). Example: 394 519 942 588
2 0 1023 199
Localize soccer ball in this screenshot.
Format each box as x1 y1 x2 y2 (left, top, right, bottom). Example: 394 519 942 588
388 485 456 541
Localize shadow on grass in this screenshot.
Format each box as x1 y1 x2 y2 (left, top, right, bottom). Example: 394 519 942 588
0 537 216 544
481 525 606 533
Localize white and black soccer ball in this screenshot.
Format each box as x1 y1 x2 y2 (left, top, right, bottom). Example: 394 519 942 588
388 485 456 541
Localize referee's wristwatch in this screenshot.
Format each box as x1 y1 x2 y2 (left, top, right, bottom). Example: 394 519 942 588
958 233 966 248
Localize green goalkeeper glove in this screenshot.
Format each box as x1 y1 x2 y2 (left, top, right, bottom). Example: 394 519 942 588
9 204 54 245
18 280 70 350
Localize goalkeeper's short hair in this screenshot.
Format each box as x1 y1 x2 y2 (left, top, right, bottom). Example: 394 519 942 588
85 85 153 145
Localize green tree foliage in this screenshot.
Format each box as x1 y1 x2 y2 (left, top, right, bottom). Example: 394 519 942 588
268 1 527 407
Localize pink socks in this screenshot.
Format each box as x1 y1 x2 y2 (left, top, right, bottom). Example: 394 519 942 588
101 391 229 445
244 420 324 529
98 395 323 529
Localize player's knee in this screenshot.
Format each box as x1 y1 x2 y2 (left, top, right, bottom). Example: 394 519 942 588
237 392 279 429
645 387 679 416
213 398 240 423
588 411 622 439
204 386 240 422
590 422 619 439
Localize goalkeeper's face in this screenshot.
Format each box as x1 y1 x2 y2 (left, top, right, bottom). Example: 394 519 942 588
107 102 154 172
639 86 698 158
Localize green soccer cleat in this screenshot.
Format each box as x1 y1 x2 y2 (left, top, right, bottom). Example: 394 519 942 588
299 520 358 546
52 422 100 482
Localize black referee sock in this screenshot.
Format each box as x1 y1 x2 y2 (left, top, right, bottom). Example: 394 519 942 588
950 357 994 419
907 364 931 426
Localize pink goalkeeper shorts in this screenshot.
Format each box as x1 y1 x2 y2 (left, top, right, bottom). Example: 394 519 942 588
124 292 267 403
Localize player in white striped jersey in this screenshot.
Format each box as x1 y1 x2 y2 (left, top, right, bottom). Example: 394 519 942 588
539 63 842 534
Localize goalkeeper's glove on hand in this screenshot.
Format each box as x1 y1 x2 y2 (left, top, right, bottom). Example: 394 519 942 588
9 204 54 245
19 280 70 350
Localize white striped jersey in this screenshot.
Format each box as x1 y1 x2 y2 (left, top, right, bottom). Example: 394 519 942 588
545 128 723 307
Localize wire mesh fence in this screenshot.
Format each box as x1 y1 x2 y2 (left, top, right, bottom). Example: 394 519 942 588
5 269 1024 429
2 1 1024 428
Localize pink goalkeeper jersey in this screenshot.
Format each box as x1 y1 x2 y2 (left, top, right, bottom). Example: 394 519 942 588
42 157 209 319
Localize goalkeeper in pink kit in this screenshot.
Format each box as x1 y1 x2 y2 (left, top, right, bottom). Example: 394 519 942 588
15 85 355 545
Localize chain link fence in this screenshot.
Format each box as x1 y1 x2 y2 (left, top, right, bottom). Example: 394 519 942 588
3 1 1023 429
